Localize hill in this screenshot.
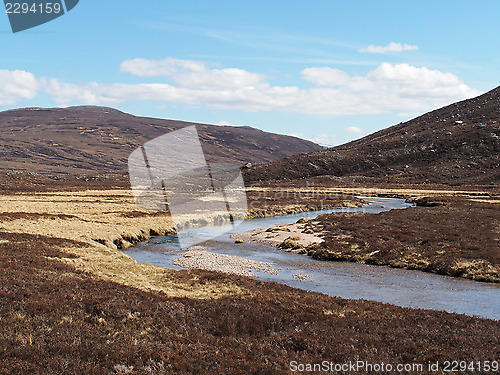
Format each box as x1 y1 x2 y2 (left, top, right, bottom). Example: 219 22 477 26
0 106 321 175
245 86 500 186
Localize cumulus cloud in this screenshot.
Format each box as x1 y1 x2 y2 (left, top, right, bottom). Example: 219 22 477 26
0 70 39 105
291 132 338 146
27 58 479 117
301 67 350 87
41 79 121 106
298 62 479 114
308 134 339 147
346 126 364 134
120 57 265 90
359 42 419 53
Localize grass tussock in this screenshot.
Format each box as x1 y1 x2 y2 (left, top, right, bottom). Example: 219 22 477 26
278 236 305 250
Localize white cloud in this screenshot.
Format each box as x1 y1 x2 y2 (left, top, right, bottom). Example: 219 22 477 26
298 62 480 114
27 58 479 117
346 126 364 134
120 57 265 90
396 111 421 118
120 58 205 77
308 133 339 147
0 70 39 105
41 79 120 106
301 67 350 86
290 132 338 146
216 120 232 126
359 42 419 53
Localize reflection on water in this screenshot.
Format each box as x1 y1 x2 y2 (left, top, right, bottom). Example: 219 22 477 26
124 197 500 321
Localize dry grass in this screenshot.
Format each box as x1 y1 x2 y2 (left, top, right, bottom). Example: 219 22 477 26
0 190 246 299
1 182 500 373
245 188 365 218
0 187 362 298
248 185 499 199
0 190 173 245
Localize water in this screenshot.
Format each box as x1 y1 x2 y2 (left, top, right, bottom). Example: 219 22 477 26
124 197 500 321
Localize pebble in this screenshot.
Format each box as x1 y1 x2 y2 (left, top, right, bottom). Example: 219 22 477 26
293 272 311 280
173 248 279 277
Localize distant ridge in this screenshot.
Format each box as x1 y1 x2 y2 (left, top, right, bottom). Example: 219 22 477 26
246 86 500 186
0 106 322 174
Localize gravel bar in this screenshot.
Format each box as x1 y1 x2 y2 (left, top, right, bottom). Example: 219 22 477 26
173 246 279 277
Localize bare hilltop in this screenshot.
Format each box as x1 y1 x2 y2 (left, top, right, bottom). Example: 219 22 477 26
246 86 500 186
0 106 321 175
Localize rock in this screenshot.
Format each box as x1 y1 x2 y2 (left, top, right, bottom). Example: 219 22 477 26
293 272 311 280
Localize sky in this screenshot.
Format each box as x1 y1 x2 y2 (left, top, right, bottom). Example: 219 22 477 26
1 0 500 146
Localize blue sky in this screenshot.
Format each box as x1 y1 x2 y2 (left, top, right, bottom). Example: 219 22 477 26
1 0 499 146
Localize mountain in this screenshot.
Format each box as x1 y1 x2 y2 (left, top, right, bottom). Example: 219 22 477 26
245 86 500 186
0 106 321 175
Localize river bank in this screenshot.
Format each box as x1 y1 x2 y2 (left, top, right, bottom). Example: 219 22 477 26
3 228 500 374
125 196 500 320
2 187 497 287
307 194 500 283
1 182 499 373
233 194 500 283
0 187 367 294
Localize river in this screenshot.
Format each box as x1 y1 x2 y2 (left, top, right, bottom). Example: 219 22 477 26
123 197 500 321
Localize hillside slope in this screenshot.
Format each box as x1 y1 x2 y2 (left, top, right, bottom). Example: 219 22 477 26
0 106 321 174
246 86 500 186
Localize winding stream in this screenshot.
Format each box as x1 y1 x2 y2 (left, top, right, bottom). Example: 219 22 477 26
124 197 500 320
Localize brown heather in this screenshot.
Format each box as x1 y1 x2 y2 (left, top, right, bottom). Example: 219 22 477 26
1 231 499 374
1 94 499 375
0 175 498 373
0 106 321 175
245 86 500 186
0 178 500 374
307 195 500 283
